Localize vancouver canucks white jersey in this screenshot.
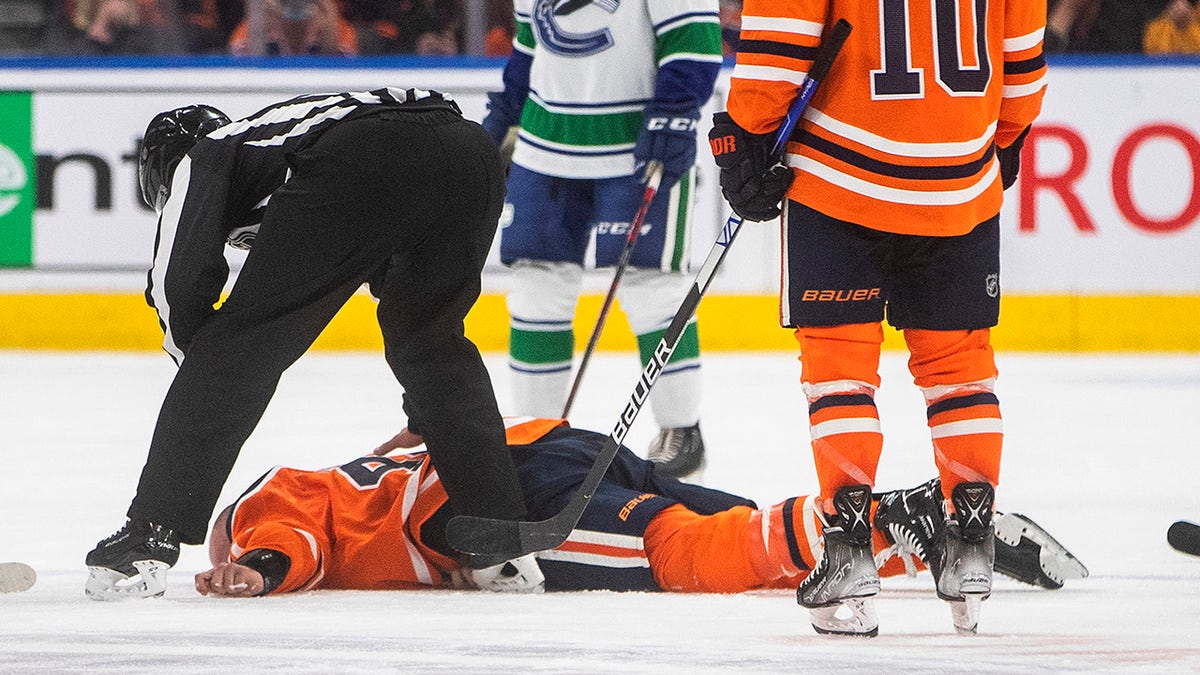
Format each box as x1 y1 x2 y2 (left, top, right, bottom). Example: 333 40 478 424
509 0 722 179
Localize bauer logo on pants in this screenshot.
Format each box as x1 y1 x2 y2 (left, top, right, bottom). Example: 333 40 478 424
0 91 34 268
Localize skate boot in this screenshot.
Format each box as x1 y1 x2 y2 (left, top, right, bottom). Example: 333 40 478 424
993 512 1089 589
647 423 706 479
796 485 881 636
872 477 945 576
931 482 995 635
85 518 180 601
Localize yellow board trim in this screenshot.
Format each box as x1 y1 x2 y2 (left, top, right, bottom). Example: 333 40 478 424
2 293 1199 352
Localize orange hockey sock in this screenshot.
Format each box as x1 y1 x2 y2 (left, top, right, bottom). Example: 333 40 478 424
644 499 920 593
906 329 1002 497
796 324 885 508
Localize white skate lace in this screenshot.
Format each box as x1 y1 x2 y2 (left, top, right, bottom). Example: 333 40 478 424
888 522 927 560
883 523 926 577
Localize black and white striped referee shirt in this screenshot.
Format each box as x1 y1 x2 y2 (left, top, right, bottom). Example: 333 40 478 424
147 87 460 364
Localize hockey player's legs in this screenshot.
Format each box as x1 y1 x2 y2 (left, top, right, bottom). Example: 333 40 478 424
889 218 1002 503
905 328 1000 633
891 216 1003 633
785 204 892 634
601 171 701 427
647 501 816 593
786 203 903 499
645 496 909 594
500 167 595 417
373 114 526 524
596 171 705 472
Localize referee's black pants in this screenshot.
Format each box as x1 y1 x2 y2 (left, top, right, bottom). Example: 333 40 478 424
129 108 526 544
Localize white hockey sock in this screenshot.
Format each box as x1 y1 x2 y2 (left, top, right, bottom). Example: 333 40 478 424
507 260 583 417
647 365 702 428
619 268 701 429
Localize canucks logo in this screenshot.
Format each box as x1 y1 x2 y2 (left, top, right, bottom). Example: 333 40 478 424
0 142 27 219
532 0 619 56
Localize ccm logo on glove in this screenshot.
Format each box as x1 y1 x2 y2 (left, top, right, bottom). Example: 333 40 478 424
646 116 698 132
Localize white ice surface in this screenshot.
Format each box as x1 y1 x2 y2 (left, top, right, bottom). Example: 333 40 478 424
1 350 1199 673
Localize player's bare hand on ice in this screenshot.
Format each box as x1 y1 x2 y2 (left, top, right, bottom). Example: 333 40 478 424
195 562 264 597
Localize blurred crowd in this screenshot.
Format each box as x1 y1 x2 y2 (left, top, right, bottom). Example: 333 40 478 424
0 0 1197 58
1047 0 1200 55
0 0 515 56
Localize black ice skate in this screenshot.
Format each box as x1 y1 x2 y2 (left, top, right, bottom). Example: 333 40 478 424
796 484 880 636
85 519 180 601
931 482 995 635
873 477 945 577
993 512 1089 589
647 423 705 479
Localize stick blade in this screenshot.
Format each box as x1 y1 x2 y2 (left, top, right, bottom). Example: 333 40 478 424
445 514 572 558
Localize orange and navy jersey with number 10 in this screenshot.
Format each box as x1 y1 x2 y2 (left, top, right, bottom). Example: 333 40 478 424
726 0 1047 236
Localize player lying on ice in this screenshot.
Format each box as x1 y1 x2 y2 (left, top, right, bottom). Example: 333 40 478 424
193 418 1086 612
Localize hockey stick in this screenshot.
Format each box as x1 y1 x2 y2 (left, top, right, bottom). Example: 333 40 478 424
1168 520 1200 557
447 19 854 558
562 161 664 419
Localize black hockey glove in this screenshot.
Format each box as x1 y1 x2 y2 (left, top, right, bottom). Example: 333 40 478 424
999 125 1032 191
634 103 700 190
708 111 794 221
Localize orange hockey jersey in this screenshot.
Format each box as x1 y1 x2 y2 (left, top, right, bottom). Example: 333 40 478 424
727 0 1047 235
224 417 566 593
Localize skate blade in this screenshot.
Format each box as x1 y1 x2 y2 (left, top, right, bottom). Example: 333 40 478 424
85 561 169 601
949 593 986 635
0 562 36 593
809 597 879 637
995 513 1089 584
